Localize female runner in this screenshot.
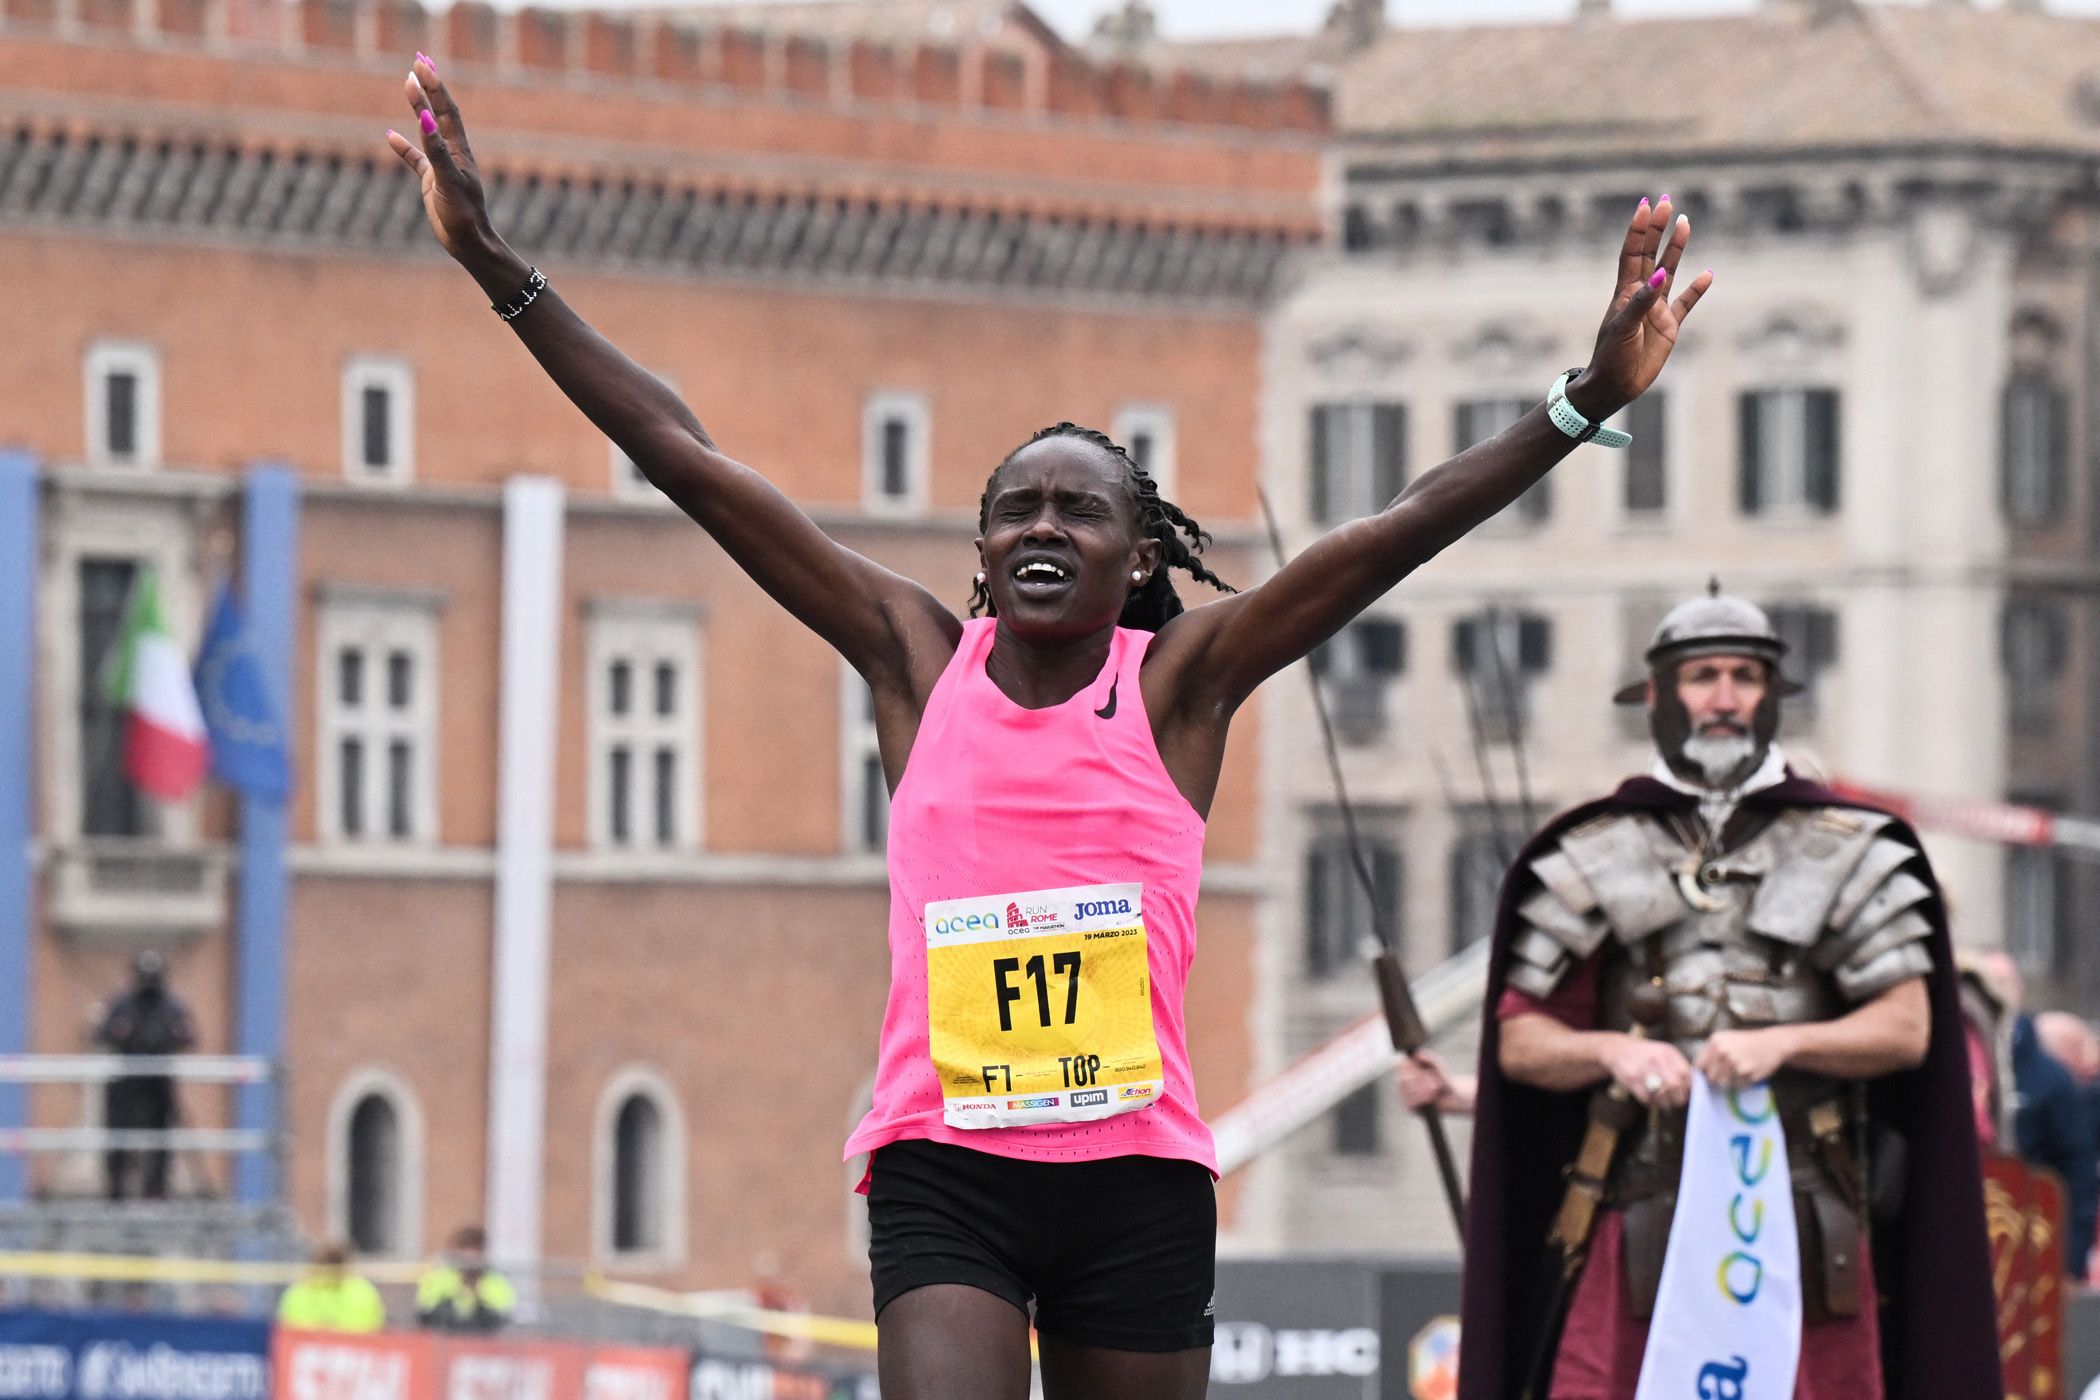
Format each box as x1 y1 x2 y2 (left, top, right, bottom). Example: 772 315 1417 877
385 57 1711 1400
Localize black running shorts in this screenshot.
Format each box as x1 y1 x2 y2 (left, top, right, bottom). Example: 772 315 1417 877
866 1136 1217 1353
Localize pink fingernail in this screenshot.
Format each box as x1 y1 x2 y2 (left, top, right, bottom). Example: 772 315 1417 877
1638 197 1649 209
418 109 437 136
1648 267 1668 289
417 51 438 77
1659 193 1671 204
386 128 401 142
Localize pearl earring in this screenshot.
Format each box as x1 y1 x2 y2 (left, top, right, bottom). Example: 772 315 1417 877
975 571 986 585
1131 571 1144 584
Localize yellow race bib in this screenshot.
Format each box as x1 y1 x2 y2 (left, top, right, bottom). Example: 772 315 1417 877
925 883 1165 1129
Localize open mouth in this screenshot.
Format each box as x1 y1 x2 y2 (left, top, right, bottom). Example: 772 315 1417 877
1010 556 1075 598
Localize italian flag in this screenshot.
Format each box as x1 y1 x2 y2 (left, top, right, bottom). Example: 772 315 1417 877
105 571 209 802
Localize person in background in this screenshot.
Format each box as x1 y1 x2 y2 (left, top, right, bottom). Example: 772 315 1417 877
278 1242 386 1333
93 951 195 1201
416 1226 515 1332
2035 1011 2100 1279
1396 1050 1476 1117
2012 1000 2099 1276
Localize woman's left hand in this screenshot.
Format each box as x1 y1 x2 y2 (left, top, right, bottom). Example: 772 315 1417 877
1567 196 1715 422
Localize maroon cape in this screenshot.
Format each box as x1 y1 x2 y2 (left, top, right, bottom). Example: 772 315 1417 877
1455 774 2001 1400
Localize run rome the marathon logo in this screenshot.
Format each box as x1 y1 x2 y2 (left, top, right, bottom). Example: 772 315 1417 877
1005 903 1026 931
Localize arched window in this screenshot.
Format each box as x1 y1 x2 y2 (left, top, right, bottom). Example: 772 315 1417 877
613 1095 663 1252
594 1068 685 1265
326 1069 423 1258
347 1095 399 1254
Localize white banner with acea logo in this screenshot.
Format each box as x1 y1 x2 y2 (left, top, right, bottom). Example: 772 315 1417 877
924 882 1163 1129
1632 1074 1802 1400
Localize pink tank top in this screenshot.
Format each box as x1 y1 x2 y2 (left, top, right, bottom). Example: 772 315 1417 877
843 617 1217 1173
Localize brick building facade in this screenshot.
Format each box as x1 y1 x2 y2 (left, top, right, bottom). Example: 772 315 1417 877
0 0 1323 1312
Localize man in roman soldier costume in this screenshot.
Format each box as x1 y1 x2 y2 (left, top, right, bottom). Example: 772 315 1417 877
1455 586 2000 1400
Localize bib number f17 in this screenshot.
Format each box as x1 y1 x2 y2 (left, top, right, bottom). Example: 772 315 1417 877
925 883 1164 1129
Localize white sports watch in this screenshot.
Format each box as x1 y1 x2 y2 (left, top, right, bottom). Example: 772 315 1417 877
1546 368 1632 449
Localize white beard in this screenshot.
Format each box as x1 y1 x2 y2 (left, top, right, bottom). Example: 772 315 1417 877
1679 731 1758 787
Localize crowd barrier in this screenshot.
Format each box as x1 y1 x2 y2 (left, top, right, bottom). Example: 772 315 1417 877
0 1311 878 1400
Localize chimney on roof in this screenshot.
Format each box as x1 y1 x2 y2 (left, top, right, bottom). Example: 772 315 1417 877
1322 0 1385 54
1091 0 1158 52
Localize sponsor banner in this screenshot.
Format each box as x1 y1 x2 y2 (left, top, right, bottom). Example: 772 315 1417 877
687 1356 875 1400
275 1331 689 1400
275 1331 426 1400
1633 1075 1802 1400
0 1309 269 1400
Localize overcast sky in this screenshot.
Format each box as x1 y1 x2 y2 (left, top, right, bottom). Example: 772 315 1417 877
540 0 2100 35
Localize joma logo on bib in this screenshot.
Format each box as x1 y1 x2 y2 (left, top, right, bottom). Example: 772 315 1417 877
1073 898 1132 922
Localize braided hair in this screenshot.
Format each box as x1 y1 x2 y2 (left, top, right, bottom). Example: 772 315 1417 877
969 422 1235 633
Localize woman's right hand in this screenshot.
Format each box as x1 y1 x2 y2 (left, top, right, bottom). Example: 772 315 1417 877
385 55 501 267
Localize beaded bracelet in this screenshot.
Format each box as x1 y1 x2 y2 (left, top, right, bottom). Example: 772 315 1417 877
492 267 547 322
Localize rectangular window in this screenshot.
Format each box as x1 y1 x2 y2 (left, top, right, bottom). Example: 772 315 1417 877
1623 392 1668 517
1310 617 1408 745
2002 374 2069 529
842 667 890 854
2002 598 2070 737
1302 818 1401 980
85 342 161 470
589 609 700 852
2006 799 2068 979
1451 608 1552 745
1455 397 1548 526
1738 388 1840 517
318 599 439 846
1448 814 1511 956
78 558 146 837
1762 603 1839 718
1113 405 1177 498
1309 402 1406 525
864 391 930 516
340 356 413 484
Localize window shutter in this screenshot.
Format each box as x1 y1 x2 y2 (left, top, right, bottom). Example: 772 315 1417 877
1805 389 1841 513
1304 845 1332 978
1625 393 1667 514
1452 616 1478 673
2047 380 2071 523
1737 393 1764 515
1309 405 1332 523
1372 403 1407 507
1360 618 1406 675
1518 614 1552 672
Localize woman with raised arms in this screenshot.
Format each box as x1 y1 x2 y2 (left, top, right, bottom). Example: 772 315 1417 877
385 57 1711 1400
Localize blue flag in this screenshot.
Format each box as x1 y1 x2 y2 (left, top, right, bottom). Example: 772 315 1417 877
194 581 291 802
